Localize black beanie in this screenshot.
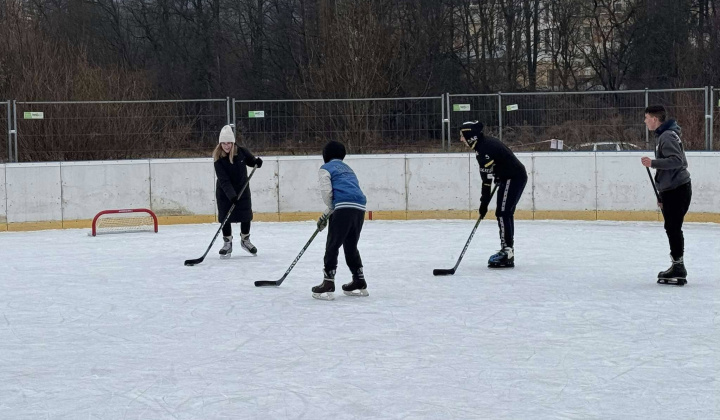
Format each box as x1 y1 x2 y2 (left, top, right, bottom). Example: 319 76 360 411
322 141 346 163
460 121 484 145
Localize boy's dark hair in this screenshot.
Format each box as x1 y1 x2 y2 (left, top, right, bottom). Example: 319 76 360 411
644 105 667 122
322 140 346 163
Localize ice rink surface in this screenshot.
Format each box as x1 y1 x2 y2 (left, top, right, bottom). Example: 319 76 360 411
1 219 719 419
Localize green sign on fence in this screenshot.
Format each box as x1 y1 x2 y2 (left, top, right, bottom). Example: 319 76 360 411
248 111 265 118
506 104 519 111
24 112 44 119
453 104 471 111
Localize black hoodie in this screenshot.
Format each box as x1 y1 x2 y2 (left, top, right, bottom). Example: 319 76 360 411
652 119 691 192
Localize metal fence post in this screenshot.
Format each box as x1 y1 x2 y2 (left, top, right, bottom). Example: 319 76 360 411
705 86 711 150
644 88 649 149
226 97 232 127
710 87 714 151
498 92 503 143
446 92 451 150
12 100 17 162
6 100 10 162
232 98 236 131
440 93 446 151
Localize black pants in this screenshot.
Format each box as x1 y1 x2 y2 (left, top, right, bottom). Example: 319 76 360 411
222 221 250 237
659 181 692 260
324 208 365 274
495 176 527 249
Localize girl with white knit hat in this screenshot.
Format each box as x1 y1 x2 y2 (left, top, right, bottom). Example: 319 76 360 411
212 125 263 258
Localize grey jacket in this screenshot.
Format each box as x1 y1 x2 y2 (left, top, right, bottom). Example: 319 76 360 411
652 119 691 192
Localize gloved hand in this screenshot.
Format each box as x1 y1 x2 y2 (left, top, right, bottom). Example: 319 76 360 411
317 212 330 231
254 157 263 168
479 201 489 219
231 194 240 204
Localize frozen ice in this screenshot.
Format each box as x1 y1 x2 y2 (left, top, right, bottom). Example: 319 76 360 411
1 219 719 419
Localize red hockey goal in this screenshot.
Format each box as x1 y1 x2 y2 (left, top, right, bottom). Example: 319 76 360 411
91 208 158 236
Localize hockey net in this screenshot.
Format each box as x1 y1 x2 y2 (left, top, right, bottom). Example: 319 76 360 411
91 208 158 236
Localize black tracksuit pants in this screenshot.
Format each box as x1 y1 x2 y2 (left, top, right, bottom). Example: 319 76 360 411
495 176 527 249
324 208 365 274
659 181 692 260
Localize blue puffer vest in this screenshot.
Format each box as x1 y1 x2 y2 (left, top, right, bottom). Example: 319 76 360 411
321 160 367 211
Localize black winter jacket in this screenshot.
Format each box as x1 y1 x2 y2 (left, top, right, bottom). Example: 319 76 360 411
472 134 528 205
215 146 257 223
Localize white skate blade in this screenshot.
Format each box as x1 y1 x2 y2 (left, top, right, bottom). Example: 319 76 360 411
657 278 686 286
343 289 369 297
312 292 335 301
219 253 232 259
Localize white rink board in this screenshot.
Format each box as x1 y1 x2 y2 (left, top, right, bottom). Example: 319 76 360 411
1 152 719 225
533 153 596 211
246 158 280 214
596 153 657 211
278 157 326 213
150 159 216 216
5 163 62 223
685 152 720 213
61 161 151 220
406 154 470 211
349 156 406 211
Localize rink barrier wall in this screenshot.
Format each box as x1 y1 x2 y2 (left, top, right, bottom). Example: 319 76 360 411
0 152 719 231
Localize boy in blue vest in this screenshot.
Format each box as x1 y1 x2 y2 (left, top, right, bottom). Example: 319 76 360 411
312 141 368 300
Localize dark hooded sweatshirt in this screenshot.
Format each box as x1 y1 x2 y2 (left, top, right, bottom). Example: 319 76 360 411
651 119 691 192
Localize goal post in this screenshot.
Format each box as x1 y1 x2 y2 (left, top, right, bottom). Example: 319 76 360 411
91 208 159 236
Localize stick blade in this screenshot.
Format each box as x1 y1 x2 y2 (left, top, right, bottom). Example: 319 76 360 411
254 280 280 287
184 257 204 266
433 268 456 276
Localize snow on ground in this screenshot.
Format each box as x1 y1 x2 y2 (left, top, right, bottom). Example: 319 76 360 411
1 219 719 419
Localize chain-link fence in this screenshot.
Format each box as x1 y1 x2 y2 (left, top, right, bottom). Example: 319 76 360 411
234 97 445 155
1 100 9 163
713 88 720 151
2 89 716 162
14 99 230 161
448 88 709 152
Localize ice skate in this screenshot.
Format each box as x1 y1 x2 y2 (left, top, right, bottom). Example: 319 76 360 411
240 233 257 255
657 255 687 286
312 269 336 300
219 235 232 258
488 247 514 268
342 267 369 297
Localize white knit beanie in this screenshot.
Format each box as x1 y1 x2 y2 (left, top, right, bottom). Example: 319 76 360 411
218 125 235 144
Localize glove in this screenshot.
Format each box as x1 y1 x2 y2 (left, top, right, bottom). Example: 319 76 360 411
231 195 240 204
479 201 489 219
254 157 263 168
317 212 330 232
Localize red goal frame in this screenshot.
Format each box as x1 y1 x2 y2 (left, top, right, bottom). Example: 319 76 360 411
91 208 159 236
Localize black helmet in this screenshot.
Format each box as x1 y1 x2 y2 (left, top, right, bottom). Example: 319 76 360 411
322 141 346 163
460 121 484 147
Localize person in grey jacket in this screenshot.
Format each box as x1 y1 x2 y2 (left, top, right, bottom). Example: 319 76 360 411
641 105 692 285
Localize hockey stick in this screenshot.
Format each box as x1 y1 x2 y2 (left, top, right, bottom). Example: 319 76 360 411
433 185 498 276
645 167 664 213
254 227 322 287
184 166 257 266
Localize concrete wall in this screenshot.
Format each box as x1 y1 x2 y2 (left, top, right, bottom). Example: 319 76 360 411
1 152 719 231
